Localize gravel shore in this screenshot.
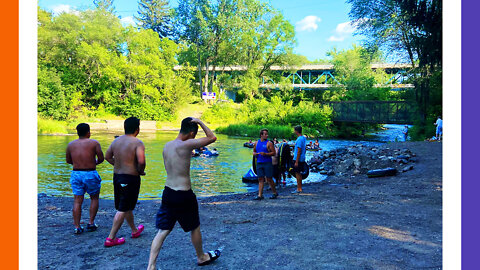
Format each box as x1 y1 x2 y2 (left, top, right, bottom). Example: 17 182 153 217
38 141 442 270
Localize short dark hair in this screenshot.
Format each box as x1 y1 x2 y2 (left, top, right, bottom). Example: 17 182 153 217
260 128 268 137
294 125 302 134
124 117 140 134
180 117 199 135
76 123 90 137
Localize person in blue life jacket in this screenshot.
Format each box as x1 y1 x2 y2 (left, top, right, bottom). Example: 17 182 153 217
252 129 278 200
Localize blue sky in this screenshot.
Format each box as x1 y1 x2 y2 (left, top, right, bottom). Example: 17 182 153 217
38 0 364 61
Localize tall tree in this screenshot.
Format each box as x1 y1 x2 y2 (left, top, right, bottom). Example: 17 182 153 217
93 0 115 13
135 0 173 38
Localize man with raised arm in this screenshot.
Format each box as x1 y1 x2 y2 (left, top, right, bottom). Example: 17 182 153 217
147 117 221 269
66 123 104 235
104 117 146 247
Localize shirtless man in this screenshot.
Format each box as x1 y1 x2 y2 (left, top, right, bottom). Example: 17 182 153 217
147 117 221 269
66 123 104 235
104 117 146 247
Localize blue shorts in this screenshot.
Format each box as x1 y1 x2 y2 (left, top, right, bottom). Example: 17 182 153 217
436 126 443 135
256 162 273 178
70 170 102 196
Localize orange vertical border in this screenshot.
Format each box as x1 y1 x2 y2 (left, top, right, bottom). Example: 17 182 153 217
0 0 19 268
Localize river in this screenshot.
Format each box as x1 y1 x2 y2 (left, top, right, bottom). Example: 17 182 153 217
38 125 406 199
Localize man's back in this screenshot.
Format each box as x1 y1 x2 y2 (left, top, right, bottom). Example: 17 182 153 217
67 139 101 169
163 139 194 191
109 135 143 175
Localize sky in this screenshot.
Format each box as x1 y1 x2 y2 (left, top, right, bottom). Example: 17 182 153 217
38 0 364 61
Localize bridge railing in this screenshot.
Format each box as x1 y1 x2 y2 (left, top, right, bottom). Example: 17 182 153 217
323 100 417 124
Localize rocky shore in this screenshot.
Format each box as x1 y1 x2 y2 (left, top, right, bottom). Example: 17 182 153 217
38 141 442 269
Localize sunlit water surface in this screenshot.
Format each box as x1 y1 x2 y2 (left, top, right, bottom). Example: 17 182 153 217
38 125 401 199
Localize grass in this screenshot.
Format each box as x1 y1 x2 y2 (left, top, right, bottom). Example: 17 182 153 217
156 102 210 130
38 117 69 134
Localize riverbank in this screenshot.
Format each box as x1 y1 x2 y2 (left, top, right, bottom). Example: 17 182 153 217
38 141 442 269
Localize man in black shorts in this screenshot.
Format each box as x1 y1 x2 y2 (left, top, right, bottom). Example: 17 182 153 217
104 117 146 247
147 118 221 269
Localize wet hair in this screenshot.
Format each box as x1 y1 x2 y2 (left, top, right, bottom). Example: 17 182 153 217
294 125 302 134
124 117 140 134
76 123 90 137
260 128 268 137
180 117 198 135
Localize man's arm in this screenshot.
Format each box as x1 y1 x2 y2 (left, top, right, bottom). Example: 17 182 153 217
66 145 73 165
105 144 115 165
183 118 217 149
136 141 146 175
95 141 104 165
295 146 302 167
253 141 259 156
263 141 276 156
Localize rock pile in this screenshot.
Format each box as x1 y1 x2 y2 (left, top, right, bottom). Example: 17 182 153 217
308 144 417 177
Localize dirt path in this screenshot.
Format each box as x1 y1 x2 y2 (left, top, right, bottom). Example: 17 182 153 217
38 141 442 269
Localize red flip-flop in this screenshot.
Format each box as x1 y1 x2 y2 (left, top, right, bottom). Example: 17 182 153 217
131 224 144 238
104 237 125 247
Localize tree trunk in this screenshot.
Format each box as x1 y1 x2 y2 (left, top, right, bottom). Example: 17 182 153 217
196 42 202 95
204 60 209 93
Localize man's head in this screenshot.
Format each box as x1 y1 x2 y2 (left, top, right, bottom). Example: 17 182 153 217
260 128 269 140
180 117 199 138
124 117 140 135
76 123 90 138
294 125 302 136
438 116 441 119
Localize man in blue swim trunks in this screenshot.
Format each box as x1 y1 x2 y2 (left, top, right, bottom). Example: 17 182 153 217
66 123 104 235
104 117 146 247
147 117 221 269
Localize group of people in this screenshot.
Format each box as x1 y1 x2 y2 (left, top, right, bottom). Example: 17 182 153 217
251 125 308 200
66 117 221 268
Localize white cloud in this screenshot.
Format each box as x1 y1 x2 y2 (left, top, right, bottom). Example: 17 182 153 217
327 21 357 42
328 36 345 42
51 4 79 16
295 15 322 32
120 16 137 26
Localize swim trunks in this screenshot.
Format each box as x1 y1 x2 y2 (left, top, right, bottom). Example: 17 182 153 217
256 162 273 178
290 161 307 174
70 169 102 196
156 186 200 232
113 174 141 212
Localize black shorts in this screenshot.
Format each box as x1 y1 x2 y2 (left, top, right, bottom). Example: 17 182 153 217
291 161 307 174
156 186 200 232
113 174 141 212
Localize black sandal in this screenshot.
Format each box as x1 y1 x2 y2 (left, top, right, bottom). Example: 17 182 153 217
198 250 221 266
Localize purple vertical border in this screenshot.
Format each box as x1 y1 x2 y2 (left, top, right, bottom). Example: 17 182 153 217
462 0 480 268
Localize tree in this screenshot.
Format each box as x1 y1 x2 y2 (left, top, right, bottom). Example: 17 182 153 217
348 0 442 126
94 0 115 13
135 0 173 38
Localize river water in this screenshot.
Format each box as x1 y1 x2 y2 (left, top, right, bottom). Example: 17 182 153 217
38 125 406 199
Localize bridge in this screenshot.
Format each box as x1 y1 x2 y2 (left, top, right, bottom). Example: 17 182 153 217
174 63 415 90
324 100 416 124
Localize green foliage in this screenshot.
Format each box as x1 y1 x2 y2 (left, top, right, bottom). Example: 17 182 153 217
37 7 194 121
328 45 391 101
216 124 295 139
203 96 333 136
38 117 69 134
